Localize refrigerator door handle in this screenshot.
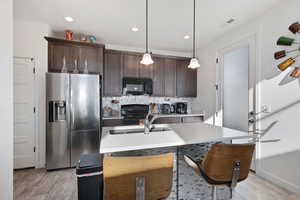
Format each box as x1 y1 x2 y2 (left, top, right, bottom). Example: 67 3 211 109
70 102 73 130
49 101 55 122
70 95 75 131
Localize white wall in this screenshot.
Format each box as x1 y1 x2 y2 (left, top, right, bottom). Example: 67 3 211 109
0 0 13 199
193 0 300 194
14 20 49 168
105 44 191 58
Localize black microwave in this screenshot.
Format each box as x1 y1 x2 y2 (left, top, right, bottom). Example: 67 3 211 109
123 77 153 95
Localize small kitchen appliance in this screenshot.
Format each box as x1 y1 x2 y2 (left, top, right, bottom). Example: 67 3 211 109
122 77 153 95
175 102 188 114
161 104 172 114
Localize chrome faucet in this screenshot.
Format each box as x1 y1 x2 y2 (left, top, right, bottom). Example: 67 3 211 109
144 113 187 134
144 113 162 134
144 113 155 134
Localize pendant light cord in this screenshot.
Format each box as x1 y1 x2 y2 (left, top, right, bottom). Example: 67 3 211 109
146 0 149 53
193 0 196 58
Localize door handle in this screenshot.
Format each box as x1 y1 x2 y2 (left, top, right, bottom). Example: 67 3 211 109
248 119 255 124
249 107 269 116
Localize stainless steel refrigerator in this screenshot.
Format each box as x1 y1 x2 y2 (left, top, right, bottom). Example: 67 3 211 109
46 73 101 170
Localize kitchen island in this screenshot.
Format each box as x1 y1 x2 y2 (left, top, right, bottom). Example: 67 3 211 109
100 122 251 200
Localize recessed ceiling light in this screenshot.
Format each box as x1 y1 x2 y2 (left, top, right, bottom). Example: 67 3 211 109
131 27 139 32
184 35 190 40
64 16 74 22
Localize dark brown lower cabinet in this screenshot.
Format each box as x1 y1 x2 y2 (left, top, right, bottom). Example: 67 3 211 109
153 117 181 124
182 116 204 123
102 115 204 127
102 119 139 127
104 50 123 96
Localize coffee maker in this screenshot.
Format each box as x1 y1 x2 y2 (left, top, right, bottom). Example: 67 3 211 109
175 102 188 114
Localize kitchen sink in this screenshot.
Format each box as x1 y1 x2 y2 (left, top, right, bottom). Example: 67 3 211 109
109 126 172 135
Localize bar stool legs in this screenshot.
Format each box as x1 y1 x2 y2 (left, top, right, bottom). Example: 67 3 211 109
211 186 236 200
183 144 255 200
212 186 217 200
136 177 145 200
230 188 233 199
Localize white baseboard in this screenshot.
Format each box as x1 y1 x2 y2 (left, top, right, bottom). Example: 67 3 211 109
35 163 45 169
256 168 300 195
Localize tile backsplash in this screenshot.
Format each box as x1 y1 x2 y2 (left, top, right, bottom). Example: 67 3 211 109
102 96 195 117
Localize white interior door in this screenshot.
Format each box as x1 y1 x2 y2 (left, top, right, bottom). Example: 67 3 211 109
217 36 257 169
13 57 36 169
223 46 250 131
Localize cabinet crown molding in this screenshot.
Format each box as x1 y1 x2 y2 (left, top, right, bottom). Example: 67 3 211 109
45 37 105 48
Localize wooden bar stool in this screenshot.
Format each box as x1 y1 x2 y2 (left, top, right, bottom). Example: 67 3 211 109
103 153 174 200
184 143 255 200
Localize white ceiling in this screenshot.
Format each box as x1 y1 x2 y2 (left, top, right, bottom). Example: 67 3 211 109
14 0 281 53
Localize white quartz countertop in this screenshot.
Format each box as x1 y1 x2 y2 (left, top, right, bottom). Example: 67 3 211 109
102 116 124 120
100 122 251 154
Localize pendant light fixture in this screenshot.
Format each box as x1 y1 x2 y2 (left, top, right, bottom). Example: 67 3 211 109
140 0 154 65
188 0 200 69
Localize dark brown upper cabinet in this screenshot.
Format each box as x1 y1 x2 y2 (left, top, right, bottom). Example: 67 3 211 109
48 44 79 73
164 58 177 97
79 46 104 74
139 59 154 79
151 57 164 96
187 64 197 97
176 59 197 97
122 53 140 78
45 37 104 75
103 49 197 97
104 50 123 96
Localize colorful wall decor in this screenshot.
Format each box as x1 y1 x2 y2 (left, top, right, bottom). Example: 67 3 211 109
275 22 300 78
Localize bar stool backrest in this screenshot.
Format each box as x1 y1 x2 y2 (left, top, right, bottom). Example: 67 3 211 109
202 143 255 182
103 153 174 200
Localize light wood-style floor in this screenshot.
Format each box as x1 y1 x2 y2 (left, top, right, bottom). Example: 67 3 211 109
14 168 300 200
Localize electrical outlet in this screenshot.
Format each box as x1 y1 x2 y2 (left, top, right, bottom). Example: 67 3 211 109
261 105 271 113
